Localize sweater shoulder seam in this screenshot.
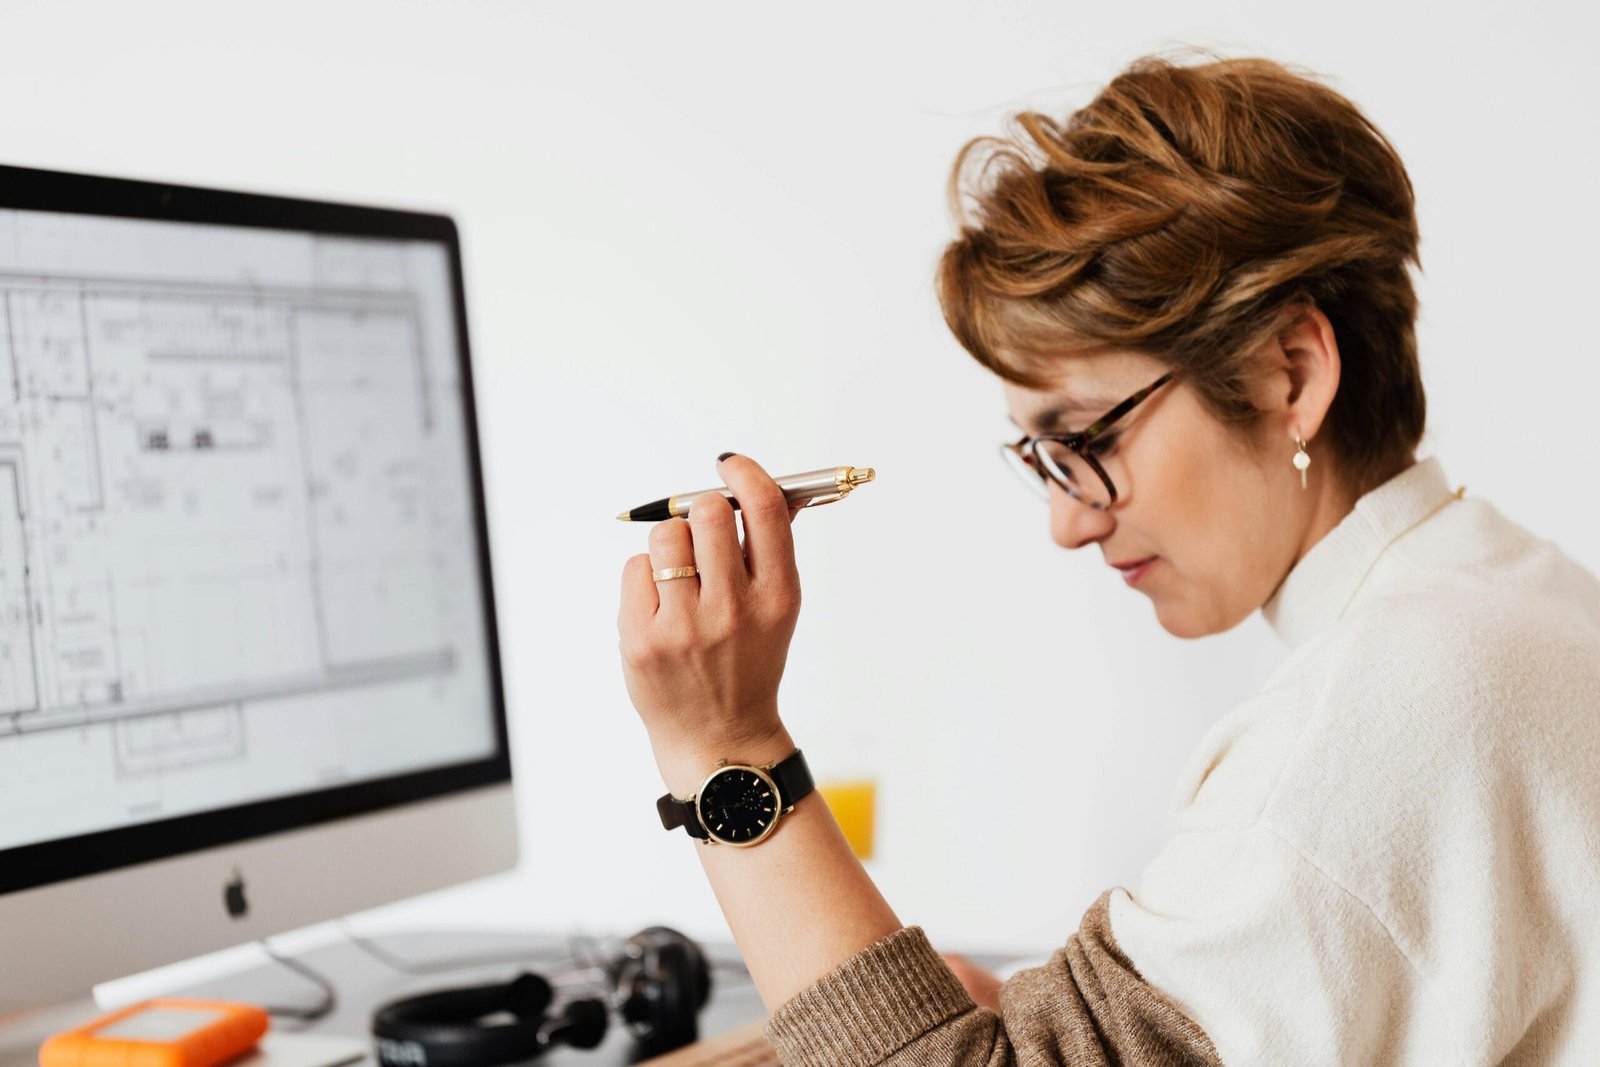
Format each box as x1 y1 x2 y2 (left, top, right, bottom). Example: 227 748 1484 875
1258 823 1476 1062
1259 822 1425 980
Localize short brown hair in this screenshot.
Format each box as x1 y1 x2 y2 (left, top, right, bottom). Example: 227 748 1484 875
937 53 1426 495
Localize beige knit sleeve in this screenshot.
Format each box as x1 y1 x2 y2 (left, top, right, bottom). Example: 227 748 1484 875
763 890 1220 1066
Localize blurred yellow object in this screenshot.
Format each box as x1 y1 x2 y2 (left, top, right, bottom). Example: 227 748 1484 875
817 779 876 859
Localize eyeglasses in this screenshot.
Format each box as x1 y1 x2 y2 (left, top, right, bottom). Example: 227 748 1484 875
1001 372 1174 509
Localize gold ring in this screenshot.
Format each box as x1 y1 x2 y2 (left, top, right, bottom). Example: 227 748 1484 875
652 565 699 582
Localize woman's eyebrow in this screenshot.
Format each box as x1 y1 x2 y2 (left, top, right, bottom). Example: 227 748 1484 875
1009 396 1120 432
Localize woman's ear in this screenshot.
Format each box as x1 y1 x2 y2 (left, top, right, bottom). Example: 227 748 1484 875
1261 303 1341 442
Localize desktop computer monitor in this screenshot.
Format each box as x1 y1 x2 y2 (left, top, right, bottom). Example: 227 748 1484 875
0 164 517 1011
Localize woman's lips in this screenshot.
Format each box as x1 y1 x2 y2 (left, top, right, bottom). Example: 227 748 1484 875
1115 557 1159 586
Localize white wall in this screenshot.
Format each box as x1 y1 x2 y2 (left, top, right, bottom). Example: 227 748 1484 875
7 0 1596 958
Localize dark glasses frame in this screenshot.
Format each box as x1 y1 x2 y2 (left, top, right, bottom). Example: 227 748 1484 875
1002 372 1175 509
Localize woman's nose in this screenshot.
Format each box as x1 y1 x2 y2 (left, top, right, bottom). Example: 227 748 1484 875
1048 482 1114 550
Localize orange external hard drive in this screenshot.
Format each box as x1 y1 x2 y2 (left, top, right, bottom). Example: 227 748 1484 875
40 999 269 1067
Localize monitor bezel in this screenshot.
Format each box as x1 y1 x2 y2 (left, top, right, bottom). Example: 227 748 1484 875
0 162 513 896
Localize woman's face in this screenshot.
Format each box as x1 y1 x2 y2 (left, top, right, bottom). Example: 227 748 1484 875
1002 343 1346 639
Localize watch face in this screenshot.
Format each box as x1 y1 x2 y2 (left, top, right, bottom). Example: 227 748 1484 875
697 766 780 846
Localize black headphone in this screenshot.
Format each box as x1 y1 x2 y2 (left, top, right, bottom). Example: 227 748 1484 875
370 926 713 1066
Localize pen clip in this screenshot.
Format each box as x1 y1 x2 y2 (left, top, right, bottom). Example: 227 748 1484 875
799 490 848 508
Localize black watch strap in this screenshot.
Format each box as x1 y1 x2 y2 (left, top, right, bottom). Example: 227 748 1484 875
769 749 815 809
656 749 813 840
656 792 708 839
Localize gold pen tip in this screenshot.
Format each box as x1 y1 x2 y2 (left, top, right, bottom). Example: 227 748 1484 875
616 511 631 521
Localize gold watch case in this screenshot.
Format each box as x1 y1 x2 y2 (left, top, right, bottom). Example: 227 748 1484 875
692 759 790 848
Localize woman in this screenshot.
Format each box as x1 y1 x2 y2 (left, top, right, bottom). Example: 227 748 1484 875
617 54 1600 1065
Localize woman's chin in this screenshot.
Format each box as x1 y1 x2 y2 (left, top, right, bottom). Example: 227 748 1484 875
1152 593 1242 640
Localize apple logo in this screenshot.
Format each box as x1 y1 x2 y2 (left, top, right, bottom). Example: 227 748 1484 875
224 869 249 920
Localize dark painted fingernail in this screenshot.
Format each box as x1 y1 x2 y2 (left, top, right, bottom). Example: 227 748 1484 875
717 452 737 462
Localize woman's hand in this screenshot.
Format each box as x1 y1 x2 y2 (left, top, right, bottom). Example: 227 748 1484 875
619 454 804 789
941 952 1004 1013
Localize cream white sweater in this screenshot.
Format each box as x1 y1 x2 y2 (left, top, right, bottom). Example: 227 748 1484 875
767 457 1600 1065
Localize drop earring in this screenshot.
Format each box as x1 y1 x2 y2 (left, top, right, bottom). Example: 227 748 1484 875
1293 435 1311 489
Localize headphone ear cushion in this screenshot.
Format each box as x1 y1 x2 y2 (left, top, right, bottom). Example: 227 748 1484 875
614 927 710 1055
640 940 696 1053
632 926 712 1010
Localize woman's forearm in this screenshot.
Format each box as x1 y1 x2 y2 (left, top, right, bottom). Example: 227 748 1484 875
654 724 903 1013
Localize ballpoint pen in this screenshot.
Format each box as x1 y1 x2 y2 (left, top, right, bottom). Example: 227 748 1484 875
616 466 876 522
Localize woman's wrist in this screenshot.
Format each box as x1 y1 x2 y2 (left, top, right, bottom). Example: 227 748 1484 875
651 720 798 797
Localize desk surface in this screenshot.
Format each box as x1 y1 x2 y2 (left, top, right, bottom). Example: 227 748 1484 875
7 929 1018 1067
173 928 1013 1066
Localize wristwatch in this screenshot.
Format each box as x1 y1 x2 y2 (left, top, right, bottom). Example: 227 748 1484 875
656 749 814 847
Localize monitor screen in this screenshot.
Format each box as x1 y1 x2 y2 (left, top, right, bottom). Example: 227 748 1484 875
0 169 510 898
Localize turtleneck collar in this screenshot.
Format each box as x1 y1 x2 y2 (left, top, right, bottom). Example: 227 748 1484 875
1260 456 1460 649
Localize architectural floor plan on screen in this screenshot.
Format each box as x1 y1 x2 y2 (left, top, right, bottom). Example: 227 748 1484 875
0 209 495 850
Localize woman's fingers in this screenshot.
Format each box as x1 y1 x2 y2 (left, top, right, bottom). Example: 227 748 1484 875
619 552 659 628
685 486 748 602
717 454 799 588
627 460 804 626
646 518 699 614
